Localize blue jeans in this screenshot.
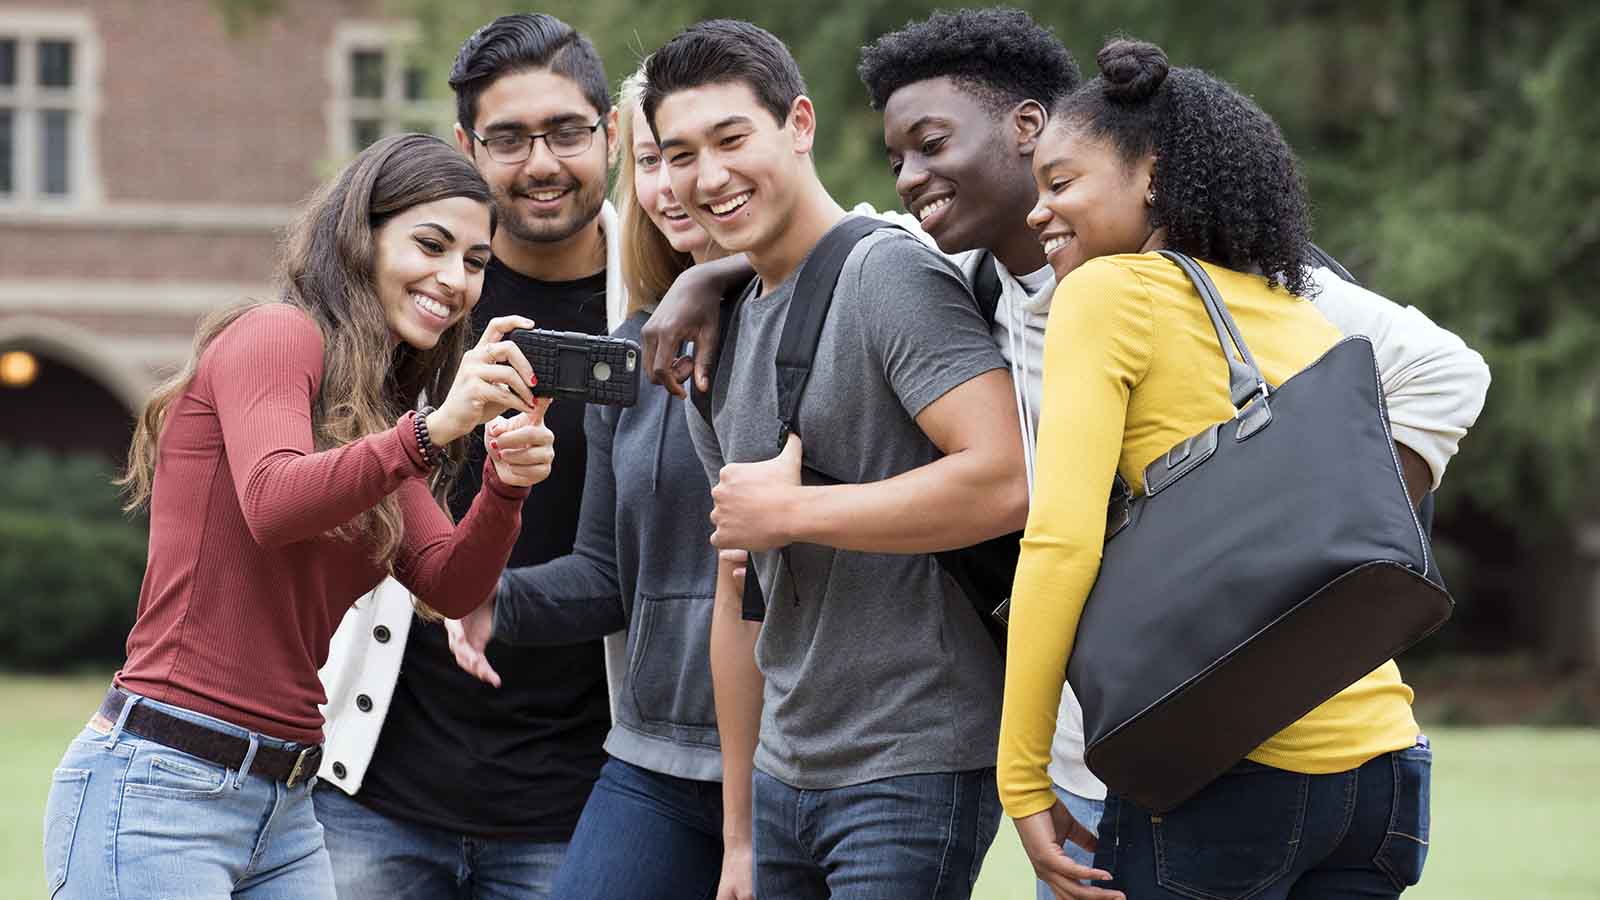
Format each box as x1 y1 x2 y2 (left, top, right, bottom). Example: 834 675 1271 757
752 767 1002 900
313 782 566 900
1095 741 1432 899
42 692 334 899
547 757 723 900
1035 785 1106 900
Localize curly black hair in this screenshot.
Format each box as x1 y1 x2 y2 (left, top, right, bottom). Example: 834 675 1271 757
1054 39 1313 296
858 7 1080 114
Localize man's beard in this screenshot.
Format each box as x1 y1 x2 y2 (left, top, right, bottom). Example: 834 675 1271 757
495 176 606 245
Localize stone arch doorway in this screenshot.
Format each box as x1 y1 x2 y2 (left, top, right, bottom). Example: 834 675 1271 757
0 317 150 462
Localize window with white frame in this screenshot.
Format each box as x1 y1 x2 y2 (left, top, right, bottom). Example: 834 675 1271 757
0 21 94 205
333 24 451 157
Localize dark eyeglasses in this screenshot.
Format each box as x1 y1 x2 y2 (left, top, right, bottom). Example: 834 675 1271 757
467 119 604 164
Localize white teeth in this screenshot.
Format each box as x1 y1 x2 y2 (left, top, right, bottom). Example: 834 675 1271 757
709 192 752 215
1043 235 1071 255
412 292 449 319
916 197 952 222
531 190 564 201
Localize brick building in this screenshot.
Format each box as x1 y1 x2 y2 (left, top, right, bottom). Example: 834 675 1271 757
0 0 446 458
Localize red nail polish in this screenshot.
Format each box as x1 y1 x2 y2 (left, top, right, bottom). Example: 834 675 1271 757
529 373 538 386
489 440 499 451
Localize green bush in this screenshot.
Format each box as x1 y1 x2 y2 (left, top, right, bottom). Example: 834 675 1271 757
0 445 145 671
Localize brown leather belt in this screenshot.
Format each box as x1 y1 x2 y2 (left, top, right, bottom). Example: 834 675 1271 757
98 688 322 787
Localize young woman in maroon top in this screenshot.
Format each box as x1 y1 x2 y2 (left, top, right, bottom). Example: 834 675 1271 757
42 133 555 899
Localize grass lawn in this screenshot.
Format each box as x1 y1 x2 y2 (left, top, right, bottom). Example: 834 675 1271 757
5 673 1597 899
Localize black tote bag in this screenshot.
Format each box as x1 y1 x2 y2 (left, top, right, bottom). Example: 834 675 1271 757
1065 250 1452 813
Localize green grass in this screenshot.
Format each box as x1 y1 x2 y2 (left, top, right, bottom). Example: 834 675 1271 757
6 674 1598 899
2 673 112 900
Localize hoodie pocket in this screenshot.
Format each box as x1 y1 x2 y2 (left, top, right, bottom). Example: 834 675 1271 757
629 593 718 730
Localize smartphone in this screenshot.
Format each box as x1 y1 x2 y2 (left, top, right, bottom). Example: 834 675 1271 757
507 328 641 407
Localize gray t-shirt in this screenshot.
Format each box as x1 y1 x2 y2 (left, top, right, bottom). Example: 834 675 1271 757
687 221 1008 789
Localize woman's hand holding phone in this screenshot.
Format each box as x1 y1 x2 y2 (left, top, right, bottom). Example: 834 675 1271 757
426 315 540 446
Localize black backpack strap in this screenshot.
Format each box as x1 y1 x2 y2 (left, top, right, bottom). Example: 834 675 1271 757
753 217 1019 637
684 281 768 620
776 224 996 450
774 215 896 449
737 216 894 623
972 251 1004 325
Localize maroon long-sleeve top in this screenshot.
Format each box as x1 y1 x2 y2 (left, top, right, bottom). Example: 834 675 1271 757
115 304 528 744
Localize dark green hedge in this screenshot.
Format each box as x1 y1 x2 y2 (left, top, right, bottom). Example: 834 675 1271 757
0 445 145 671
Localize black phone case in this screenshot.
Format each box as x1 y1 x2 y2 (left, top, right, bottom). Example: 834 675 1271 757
508 328 641 407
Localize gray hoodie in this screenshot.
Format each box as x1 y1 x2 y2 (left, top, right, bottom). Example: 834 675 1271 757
493 311 722 781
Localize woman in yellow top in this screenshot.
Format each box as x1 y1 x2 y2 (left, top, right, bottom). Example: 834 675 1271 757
1002 39 1433 900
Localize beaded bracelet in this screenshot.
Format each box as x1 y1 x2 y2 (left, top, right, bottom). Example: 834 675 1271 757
413 405 443 469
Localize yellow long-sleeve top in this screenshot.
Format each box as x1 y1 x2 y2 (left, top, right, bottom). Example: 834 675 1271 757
997 252 1421 818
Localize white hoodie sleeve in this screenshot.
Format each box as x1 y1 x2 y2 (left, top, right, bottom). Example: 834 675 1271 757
848 201 937 247
1309 266 1491 490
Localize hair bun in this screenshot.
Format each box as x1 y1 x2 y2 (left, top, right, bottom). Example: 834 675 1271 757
1097 39 1168 103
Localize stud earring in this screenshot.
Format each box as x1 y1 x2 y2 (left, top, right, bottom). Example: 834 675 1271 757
1146 189 1157 207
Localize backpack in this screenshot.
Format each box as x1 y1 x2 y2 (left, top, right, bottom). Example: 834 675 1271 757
690 216 1016 653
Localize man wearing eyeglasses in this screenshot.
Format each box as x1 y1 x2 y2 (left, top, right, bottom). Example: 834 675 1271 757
312 14 621 900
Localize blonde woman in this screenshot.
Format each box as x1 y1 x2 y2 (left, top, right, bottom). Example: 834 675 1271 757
447 68 733 900
41 134 555 900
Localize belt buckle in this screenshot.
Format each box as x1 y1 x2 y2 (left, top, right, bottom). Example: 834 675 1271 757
285 746 316 788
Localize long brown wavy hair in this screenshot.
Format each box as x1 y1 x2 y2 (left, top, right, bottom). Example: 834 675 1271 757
119 134 494 569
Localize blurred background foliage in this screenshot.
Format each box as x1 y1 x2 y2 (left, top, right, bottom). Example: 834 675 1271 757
0 446 145 670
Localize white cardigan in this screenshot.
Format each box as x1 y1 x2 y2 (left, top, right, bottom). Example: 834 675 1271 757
316 202 629 795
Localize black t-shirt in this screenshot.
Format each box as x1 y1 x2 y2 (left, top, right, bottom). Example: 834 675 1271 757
354 259 611 840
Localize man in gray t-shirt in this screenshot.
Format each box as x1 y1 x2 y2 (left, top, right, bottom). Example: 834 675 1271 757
688 226 1008 788
645 19 1028 900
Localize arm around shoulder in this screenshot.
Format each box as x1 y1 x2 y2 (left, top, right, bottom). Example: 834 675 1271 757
1310 268 1491 489
640 253 756 396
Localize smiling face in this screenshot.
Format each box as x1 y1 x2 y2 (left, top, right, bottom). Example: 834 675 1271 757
374 196 492 350
882 77 1040 259
654 80 807 258
457 68 615 246
1027 119 1157 281
631 106 710 258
